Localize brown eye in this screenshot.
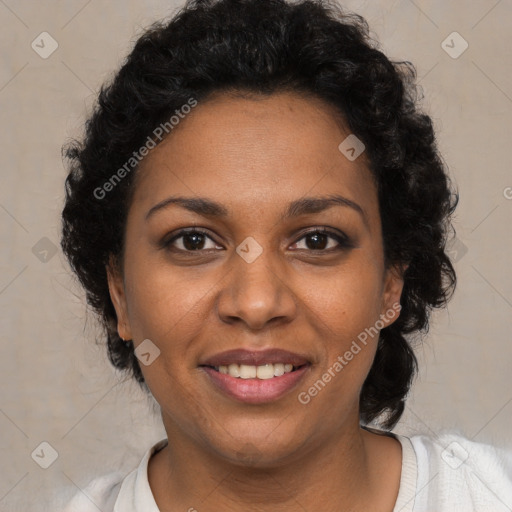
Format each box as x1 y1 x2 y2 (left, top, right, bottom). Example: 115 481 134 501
164 229 223 252
290 229 352 252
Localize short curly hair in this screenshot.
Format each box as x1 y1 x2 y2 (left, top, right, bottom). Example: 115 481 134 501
61 0 457 429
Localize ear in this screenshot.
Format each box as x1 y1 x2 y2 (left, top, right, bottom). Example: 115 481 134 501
379 263 407 328
106 256 133 341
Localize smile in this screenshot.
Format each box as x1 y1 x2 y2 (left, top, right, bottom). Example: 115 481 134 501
211 363 298 379
200 363 310 404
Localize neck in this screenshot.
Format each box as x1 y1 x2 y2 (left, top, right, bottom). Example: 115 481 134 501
148 416 401 512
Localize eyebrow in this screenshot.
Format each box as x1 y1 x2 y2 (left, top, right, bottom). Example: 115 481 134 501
145 194 368 226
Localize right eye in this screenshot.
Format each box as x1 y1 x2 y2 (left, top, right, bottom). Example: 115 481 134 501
163 228 224 252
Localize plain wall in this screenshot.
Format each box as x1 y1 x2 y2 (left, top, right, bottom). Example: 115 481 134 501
0 0 511 510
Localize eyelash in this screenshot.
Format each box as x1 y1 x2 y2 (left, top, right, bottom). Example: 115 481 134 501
162 227 353 254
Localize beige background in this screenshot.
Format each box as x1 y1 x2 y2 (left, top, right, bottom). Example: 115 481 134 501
0 0 511 510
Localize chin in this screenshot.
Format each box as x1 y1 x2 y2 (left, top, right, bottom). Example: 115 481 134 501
207 422 311 468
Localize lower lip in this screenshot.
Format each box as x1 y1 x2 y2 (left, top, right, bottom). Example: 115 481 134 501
201 365 310 404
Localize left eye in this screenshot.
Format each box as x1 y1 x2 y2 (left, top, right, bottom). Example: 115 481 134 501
290 230 348 251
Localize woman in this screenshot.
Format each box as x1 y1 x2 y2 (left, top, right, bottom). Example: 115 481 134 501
61 0 512 510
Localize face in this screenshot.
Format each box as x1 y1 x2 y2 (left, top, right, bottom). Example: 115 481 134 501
108 91 404 466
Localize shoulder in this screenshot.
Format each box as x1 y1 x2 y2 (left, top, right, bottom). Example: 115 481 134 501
62 470 125 512
407 431 512 510
61 438 168 511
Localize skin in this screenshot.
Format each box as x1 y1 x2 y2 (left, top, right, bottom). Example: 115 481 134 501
107 90 405 511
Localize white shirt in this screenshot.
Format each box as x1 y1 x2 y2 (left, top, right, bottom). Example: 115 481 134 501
62 431 512 511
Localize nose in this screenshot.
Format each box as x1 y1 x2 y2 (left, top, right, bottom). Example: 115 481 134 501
216 246 297 331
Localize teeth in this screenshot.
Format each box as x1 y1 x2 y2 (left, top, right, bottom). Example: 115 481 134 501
256 364 274 380
273 363 285 376
239 364 257 379
214 363 298 379
228 363 240 377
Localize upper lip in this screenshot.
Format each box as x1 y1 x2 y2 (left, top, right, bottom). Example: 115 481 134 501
199 349 310 367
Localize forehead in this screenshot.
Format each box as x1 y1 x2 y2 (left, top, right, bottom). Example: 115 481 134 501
132 91 378 223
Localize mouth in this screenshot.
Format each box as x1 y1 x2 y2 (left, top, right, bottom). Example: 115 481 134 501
198 349 311 404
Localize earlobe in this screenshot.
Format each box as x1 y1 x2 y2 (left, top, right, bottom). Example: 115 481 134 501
380 264 407 327
106 257 132 341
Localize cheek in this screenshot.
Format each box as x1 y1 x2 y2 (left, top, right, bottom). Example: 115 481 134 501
295 266 383 419
299 256 384 402
304 258 384 343
123 253 216 353
122 259 213 411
